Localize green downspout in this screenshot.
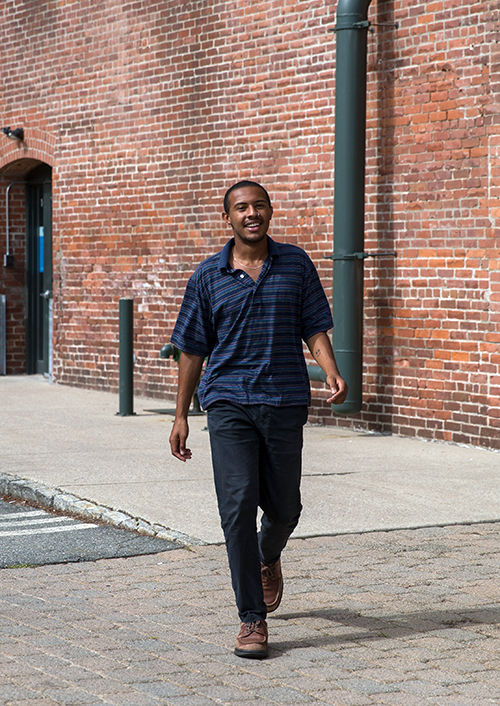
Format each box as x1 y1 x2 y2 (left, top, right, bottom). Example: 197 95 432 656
331 0 373 414
307 0 373 413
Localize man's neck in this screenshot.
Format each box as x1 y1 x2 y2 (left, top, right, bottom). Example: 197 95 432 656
230 236 269 282
232 236 269 264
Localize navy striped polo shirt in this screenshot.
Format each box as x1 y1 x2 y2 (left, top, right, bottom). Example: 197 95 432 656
170 236 333 408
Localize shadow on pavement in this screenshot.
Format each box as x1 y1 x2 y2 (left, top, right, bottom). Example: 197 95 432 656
272 605 500 652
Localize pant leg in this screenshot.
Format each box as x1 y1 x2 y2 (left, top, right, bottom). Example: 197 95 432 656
257 405 308 565
207 402 267 623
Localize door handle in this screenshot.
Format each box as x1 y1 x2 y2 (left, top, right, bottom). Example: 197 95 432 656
40 290 52 299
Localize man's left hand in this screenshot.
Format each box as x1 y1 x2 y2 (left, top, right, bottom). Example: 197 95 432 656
326 374 348 405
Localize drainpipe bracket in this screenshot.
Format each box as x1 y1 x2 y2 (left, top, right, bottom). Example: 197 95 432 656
371 22 399 30
330 20 371 32
327 251 397 261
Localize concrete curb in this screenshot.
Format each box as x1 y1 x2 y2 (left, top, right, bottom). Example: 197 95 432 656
0 472 207 548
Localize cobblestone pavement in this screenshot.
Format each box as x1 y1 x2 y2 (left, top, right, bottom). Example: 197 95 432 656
1 523 499 706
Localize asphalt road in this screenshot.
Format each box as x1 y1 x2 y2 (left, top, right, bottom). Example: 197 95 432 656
0 497 180 568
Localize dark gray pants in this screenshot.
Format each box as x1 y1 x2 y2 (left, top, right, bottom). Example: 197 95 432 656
207 401 308 623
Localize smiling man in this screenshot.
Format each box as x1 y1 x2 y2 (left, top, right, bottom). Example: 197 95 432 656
169 181 347 658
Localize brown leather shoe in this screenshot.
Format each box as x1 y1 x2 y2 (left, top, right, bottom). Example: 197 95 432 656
261 559 283 613
234 619 268 658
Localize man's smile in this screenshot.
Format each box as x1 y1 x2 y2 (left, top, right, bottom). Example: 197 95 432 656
245 220 262 230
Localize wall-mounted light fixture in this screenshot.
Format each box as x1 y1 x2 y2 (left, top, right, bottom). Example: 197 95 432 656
2 127 24 142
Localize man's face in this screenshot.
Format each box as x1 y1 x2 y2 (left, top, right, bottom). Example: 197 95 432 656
222 185 273 245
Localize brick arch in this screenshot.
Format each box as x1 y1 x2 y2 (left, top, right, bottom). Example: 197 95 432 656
0 128 55 173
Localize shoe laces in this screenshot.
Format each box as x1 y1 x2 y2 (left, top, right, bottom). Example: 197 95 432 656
261 564 276 582
243 620 265 636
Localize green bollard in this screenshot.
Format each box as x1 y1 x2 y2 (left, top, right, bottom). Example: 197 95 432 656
117 297 135 416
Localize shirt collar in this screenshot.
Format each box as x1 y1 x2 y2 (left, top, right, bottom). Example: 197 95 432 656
218 235 279 271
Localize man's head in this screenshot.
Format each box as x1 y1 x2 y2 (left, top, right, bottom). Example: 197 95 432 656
222 181 273 246
223 180 271 214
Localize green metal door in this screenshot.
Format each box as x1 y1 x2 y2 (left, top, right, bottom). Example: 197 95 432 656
26 165 52 376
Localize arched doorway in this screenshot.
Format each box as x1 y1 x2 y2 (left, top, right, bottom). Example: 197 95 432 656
0 160 52 376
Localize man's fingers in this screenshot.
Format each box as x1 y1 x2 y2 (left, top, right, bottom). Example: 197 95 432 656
326 380 348 404
170 440 192 461
327 392 343 404
177 444 193 460
330 392 347 404
172 448 192 462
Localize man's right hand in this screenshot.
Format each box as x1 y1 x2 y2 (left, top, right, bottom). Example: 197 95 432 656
169 417 192 461
168 351 204 461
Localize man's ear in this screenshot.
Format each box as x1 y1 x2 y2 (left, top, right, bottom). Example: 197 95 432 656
222 211 231 225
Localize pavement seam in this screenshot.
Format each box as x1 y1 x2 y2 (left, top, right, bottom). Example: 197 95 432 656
291 517 500 538
0 471 207 549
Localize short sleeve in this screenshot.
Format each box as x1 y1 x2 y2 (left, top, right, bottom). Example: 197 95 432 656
171 271 214 357
300 259 333 341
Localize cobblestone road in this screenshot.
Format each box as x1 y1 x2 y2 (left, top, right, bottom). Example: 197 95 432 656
1 523 499 705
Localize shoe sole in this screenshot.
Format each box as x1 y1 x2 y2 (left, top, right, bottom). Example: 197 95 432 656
234 646 269 659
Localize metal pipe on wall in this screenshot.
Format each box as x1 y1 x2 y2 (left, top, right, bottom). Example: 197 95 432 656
4 182 23 267
306 0 373 414
331 0 373 415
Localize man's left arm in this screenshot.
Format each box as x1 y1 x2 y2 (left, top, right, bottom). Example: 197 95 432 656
305 331 348 405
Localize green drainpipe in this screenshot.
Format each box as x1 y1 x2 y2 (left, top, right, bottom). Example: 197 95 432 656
331 0 373 415
308 0 373 413
305 0 373 414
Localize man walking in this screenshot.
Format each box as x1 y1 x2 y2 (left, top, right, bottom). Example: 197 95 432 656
169 181 347 658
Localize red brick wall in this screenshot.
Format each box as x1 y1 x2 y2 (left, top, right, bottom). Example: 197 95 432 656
0 0 498 448
361 0 500 449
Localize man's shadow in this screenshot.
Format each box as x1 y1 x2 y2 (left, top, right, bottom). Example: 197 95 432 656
268 605 500 654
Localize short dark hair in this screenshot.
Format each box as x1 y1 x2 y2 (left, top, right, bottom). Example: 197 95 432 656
223 180 271 214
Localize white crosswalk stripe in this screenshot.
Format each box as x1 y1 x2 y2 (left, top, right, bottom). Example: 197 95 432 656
0 510 47 520
0 524 97 538
0 508 97 537
1 516 82 527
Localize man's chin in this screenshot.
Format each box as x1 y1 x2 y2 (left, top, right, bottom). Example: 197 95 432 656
238 230 267 244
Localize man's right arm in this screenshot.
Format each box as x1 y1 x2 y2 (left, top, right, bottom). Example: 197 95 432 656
169 351 205 461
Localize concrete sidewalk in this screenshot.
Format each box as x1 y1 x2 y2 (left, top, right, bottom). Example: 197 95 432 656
1 375 499 544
